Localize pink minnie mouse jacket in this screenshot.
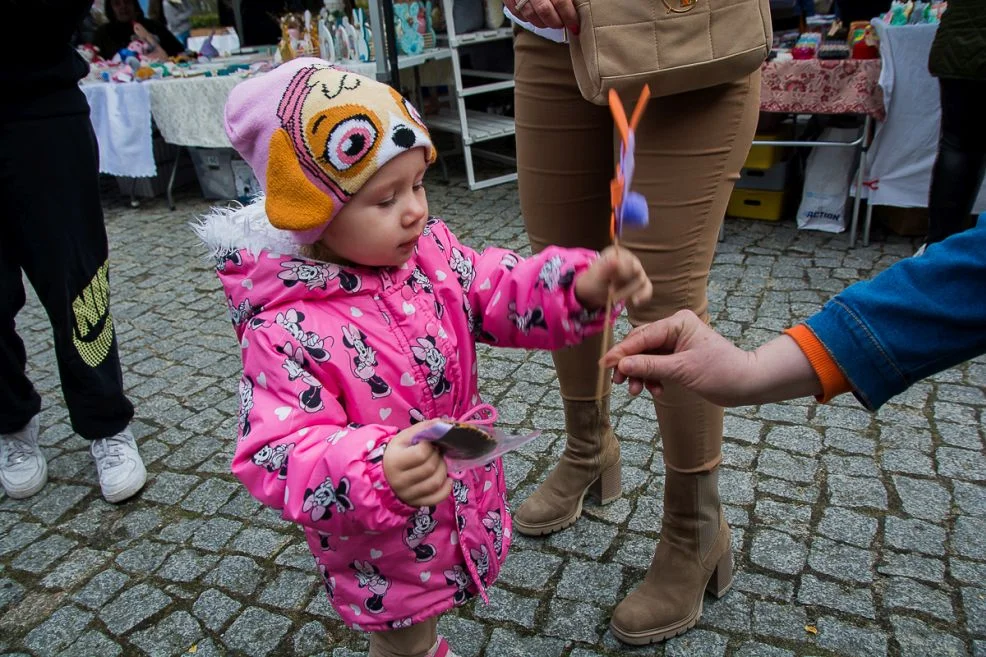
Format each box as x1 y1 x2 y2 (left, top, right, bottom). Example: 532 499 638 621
196 201 617 631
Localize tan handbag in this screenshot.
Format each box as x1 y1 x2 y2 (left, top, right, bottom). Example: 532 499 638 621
569 0 773 104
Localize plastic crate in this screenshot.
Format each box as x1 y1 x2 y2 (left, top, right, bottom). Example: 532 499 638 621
727 188 786 221
744 133 786 170
737 159 791 191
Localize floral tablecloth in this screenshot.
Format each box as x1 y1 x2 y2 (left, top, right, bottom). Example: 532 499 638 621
760 58 885 119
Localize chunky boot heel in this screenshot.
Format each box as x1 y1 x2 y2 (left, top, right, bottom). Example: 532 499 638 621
589 458 622 504
705 550 733 598
514 399 622 536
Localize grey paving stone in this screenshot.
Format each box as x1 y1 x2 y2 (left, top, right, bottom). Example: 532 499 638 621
824 429 876 456
816 506 877 548
885 517 947 556
723 415 762 444
815 616 888 657
54 630 122 657
756 448 818 484
754 499 811 538
22 605 93 656
141 472 200 504
750 530 807 575
114 539 173 574
258 569 318 610
484 628 566 657
891 615 969 657
879 552 946 583
11 534 76 574
222 606 292 657
808 537 875 583
273 541 317 571
882 449 935 476
72 569 129 609
733 571 794 602
180 478 240 515
28 485 90 524
39 548 109 590
823 454 880 478
473 586 539 629
976 640 986 657
962 588 986 636
190 517 243 551
110 508 163 540
294 620 330 657
546 517 618 559
828 475 888 510
752 600 807 641
437 616 486 657
0 578 25 611
203 555 264 596
951 558 986 586
613 533 657 570
938 447 986 482
953 517 986 560
193 588 242 632
884 577 955 622
229 526 293 558
98 583 171 634
735 641 794 657
543 599 605 644
665 629 727 657
893 475 951 522
954 481 986 517
703 590 752 632
798 574 875 619
156 549 221 582
756 477 820 504
765 425 823 456
556 560 624 606
129 611 203 657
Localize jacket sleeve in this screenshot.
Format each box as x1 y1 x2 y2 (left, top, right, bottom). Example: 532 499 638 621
232 322 418 535
430 220 619 350
802 215 986 411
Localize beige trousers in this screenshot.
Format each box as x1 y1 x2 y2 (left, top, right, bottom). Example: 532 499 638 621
513 29 761 472
368 617 438 657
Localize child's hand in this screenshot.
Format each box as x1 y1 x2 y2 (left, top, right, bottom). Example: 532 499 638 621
575 246 653 310
383 421 453 507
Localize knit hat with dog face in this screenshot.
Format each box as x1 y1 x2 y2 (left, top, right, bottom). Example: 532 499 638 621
224 58 436 244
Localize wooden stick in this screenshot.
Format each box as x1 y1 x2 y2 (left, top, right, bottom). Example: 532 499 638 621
595 235 619 402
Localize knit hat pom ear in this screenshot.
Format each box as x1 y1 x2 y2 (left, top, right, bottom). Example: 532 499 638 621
265 128 335 233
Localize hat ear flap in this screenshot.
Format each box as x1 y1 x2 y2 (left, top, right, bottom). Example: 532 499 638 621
266 128 335 232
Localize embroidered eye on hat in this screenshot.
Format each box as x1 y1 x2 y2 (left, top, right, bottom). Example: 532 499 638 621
224 58 436 243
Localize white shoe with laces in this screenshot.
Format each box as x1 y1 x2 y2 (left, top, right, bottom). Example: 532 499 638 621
0 415 47 499
90 428 147 503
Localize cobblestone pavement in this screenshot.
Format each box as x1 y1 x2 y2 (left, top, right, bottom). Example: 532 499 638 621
2 163 984 657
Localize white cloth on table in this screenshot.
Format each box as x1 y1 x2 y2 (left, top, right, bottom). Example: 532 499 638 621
147 75 241 148
862 20 986 211
187 29 242 55
81 82 156 178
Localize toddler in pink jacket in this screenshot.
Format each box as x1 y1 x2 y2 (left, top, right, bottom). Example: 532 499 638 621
196 58 651 657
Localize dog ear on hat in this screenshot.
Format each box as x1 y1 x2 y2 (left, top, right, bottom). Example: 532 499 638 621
266 128 334 233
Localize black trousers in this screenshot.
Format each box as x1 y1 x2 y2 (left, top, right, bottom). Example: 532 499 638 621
926 77 986 245
0 107 133 439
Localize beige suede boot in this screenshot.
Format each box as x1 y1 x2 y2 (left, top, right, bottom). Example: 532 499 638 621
513 398 621 536
610 467 732 644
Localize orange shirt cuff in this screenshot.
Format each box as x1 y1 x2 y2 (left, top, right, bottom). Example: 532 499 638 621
783 324 853 404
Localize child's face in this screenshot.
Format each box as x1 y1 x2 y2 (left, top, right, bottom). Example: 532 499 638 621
317 150 429 268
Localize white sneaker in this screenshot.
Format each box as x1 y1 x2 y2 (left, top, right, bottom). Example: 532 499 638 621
0 415 47 499
90 428 147 503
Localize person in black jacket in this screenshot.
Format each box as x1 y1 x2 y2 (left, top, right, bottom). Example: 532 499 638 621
0 0 147 503
92 0 185 59
921 0 986 249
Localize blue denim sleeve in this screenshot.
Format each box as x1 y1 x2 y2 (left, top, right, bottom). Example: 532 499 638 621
804 215 986 411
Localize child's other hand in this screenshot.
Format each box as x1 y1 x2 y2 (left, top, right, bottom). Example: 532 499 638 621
575 246 653 310
383 420 453 507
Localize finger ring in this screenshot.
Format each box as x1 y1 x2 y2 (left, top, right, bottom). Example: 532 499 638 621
515 0 530 11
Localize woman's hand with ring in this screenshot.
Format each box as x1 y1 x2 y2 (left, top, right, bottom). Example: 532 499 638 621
505 0 580 34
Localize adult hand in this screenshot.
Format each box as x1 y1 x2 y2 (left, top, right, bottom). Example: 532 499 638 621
601 310 824 406
575 245 653 309
383 420 453 507
504 0 580 34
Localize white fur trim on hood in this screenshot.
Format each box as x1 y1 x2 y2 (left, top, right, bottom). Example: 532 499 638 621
192 195 306 260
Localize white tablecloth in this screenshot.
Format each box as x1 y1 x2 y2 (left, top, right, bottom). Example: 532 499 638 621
148 75 241 148
862 20 986 211
82 82 156 178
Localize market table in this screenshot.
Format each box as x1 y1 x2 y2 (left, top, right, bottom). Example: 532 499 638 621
756 57 884 247
858 19 986 245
